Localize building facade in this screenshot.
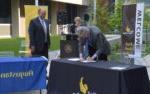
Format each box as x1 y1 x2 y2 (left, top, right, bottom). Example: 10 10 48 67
0 0 89 38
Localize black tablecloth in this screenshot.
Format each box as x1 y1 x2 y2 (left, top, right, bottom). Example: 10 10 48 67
48 59 150 94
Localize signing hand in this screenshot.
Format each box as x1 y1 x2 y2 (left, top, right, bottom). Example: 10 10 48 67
30 46 35 53
80 57 85 62
86 56 93 62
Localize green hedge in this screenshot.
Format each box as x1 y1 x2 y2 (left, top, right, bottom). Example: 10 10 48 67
49 35 61 51
0 38 23 56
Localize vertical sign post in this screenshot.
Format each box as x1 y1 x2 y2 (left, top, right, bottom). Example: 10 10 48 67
35 0 39 6
121 3 144 64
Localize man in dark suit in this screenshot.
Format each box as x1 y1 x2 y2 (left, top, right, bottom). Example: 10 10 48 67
77 26 111 61
28 8 50 59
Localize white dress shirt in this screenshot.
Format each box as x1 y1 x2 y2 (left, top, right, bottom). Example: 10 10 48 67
39 17 47 42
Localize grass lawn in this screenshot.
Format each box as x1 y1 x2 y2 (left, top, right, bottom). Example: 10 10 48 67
49 35 61 51
1 36 149 59
0 35 61 56
0 38 23 56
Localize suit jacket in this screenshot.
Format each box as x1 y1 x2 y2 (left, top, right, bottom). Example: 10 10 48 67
28 17 50 51
79 26 111 57
88 26 111 56
69 24 76 34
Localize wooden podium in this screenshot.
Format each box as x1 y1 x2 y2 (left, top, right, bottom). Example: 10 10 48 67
61 34 78 40
60 40 79 58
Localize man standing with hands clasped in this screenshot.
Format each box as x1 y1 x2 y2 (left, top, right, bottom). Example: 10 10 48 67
28 8 50 59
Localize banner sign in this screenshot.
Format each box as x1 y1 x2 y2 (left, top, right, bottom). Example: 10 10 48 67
122 3 144 61
122 4 136 55
134 3 144 58
0 57 47 93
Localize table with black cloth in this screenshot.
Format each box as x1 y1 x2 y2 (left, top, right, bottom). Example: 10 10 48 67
48 59 150 94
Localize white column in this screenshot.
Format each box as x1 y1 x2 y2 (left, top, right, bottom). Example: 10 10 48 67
11 0 20 37
35 0 39 6
50 2 57 34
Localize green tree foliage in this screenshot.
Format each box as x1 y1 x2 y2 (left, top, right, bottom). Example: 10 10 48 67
108 0 123 33
96 0 110 33
86 0 95 25
96 0 123 33
144 8 150 31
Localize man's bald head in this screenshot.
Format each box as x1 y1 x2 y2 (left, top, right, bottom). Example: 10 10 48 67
38 8 46 19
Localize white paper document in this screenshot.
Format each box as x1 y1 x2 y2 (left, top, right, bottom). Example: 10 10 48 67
68 58 80 61
81 60 96 63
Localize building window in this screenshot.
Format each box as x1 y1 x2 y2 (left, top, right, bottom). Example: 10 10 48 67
20 0 51 22
23 0 35 5
66 4 77 24
0 0 11 23
57 4 77 25
20 0 35 17
39 0 49 5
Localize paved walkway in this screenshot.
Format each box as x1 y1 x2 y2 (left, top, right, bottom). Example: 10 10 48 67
11 90 46 94
135 55 150 80
143 55 150 76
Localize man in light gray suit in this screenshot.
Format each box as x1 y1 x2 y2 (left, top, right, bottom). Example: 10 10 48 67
77 26 111 61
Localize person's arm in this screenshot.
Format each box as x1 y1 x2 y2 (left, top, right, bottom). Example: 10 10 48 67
70 24 76 34
92 33 104 60
28 20 36 51
79 42 85 61
47 20 51 48
48 32 51 48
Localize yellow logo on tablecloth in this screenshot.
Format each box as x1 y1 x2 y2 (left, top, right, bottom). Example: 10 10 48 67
73 77 97 94
79 77 89 94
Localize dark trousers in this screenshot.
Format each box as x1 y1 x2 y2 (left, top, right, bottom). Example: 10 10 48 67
88 46 108 61
32 43 49 59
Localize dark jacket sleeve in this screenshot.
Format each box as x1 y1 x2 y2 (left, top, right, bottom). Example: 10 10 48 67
70 24 76 34
46 20 51 47
79 41 84 55
96 33 111 55
95 33 104 55
28 20 35 48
